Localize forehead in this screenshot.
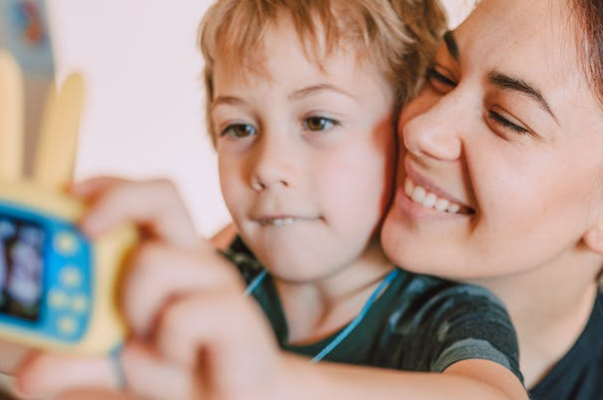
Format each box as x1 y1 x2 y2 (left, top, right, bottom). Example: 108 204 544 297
213 21 381 95
458 0 574 74
453 0 601 120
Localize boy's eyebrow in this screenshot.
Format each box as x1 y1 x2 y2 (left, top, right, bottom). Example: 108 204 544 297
488 72 559 124
289 84 359 102
443 31 459 62
212 96 246 110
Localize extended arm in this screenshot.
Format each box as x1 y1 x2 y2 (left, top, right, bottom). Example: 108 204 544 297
14 178 527 400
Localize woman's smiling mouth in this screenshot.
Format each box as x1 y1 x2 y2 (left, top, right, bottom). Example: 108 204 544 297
403 177 475 215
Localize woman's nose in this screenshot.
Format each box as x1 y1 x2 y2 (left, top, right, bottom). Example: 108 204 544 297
401 93 465 162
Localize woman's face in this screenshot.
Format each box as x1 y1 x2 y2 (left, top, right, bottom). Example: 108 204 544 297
381 0 603 280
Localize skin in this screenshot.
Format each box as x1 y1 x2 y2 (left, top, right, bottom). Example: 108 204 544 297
12 178 526 400
381 0 603 387
9 14 527 400
212 18 396 341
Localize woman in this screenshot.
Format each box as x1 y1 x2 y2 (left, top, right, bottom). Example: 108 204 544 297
380 0 603 397
13 0 603 399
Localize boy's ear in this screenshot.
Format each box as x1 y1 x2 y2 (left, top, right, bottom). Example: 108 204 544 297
584 222 603 255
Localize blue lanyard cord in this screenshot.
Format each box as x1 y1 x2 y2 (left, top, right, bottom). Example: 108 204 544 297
244 269 268 296
311 268 399 363
245 268 400 363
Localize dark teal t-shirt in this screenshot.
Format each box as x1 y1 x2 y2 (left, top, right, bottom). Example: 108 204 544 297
528 291 603 400
223 242 523 383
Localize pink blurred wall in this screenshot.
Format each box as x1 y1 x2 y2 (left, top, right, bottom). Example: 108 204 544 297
50 0 473 237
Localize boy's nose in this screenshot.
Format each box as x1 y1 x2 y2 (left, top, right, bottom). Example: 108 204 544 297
249 137 295 192
402 95 464 162
251 173 289 191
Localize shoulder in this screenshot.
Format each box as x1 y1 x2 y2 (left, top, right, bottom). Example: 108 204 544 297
378 269 522 381
389 270 507 324
388 271 512 342
220 237 265 284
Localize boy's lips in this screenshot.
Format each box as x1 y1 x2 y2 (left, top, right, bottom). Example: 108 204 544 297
255 214 322 226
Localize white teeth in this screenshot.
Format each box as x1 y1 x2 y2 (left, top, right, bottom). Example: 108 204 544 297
422 193 437 208
447 204 460 214
435 198 449 212
404 177 465 214
404 179 414 196
411 186 426 203
265 218 296 226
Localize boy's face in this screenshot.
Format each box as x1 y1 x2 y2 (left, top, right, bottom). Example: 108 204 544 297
212 22 396 282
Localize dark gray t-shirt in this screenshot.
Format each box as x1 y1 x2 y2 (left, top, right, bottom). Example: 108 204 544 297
529 292 603 400
224 244 523 382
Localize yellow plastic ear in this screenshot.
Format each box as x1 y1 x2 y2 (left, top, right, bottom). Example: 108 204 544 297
33 72 85 189
0 53 131 354
0 51 24 182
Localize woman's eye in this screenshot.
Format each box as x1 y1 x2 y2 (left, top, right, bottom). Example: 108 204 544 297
426 66 457 92
221 124 256 138
488 111 530 135
304 116 338 132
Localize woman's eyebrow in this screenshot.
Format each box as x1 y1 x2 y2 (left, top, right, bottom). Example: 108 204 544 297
489 72 559 124
443 31 460 62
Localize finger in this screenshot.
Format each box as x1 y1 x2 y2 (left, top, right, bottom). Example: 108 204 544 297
123 242 243 336
51 389 142 400
121 341 193 400
14 345 193 400
69 176 125 199
14 352 115 398
75 178 198 249
0 339 32 374
153 289 278 392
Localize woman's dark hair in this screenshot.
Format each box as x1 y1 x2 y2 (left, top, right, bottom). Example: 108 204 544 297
570 0 603 106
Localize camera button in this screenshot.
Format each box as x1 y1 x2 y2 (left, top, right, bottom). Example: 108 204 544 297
71 295 89 313
48 289 68 308
60 267 82 287
57 316 78 335
54 232 79 256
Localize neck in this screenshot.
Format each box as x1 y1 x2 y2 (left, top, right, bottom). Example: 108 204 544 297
472 247 601 389
274 241 393 344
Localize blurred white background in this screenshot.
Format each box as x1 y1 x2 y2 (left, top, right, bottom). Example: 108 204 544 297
48 0 474 237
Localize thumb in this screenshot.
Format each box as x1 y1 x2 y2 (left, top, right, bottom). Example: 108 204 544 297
14 352 116 398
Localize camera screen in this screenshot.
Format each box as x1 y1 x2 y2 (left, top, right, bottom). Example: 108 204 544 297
0 216 44 322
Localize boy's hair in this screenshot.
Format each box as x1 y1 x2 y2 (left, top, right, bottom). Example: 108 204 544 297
198 0 447 143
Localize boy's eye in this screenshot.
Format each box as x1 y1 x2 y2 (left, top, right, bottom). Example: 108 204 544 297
221 124 256 138
304 116 338 132
426 66 456 93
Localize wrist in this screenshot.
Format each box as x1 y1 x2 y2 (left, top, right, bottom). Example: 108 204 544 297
270 354 327 400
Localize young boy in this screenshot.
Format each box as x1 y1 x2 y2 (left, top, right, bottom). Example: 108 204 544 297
15 1 527 399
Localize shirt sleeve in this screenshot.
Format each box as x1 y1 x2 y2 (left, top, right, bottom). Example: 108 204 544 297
380 281 524 384
415 284 523 383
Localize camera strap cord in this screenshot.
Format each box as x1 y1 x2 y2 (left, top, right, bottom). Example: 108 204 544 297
245 268 400 363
